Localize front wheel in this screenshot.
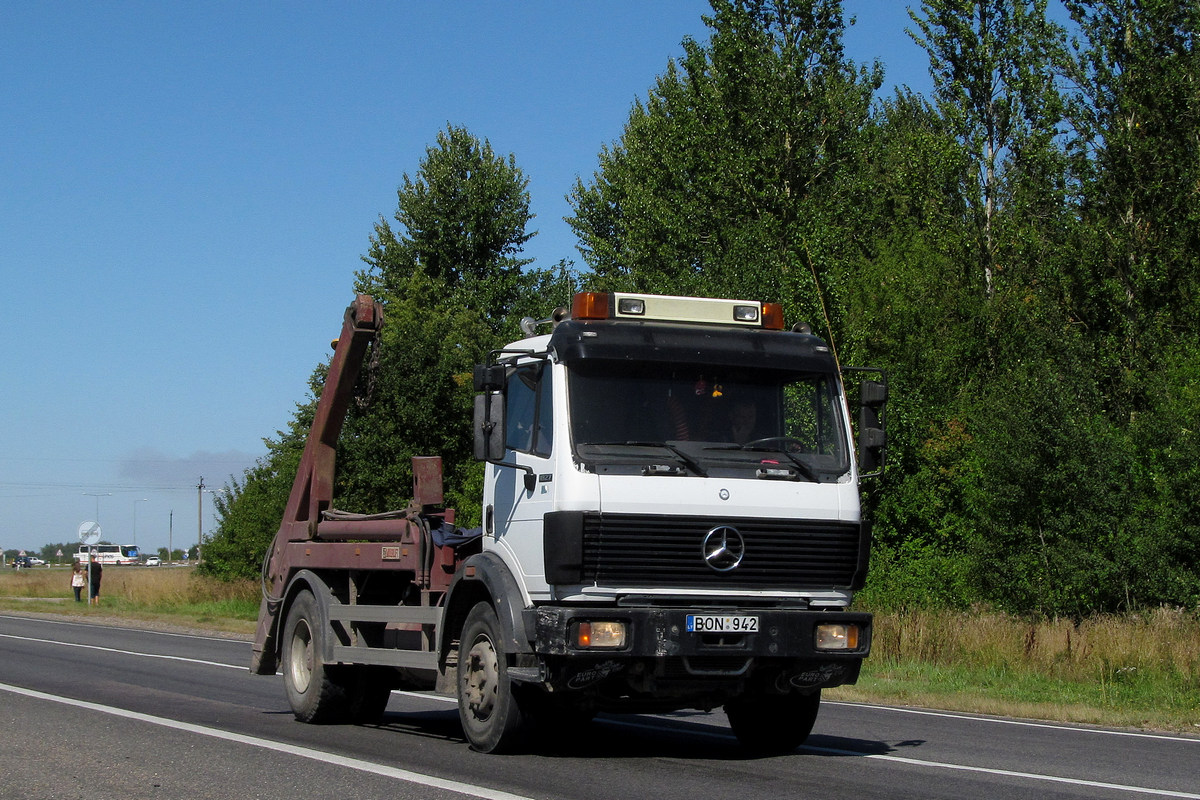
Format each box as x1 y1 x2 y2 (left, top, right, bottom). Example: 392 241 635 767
725 689 820 754
457 602 531 753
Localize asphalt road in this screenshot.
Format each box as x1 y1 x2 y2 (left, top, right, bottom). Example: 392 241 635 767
0 613 1197 800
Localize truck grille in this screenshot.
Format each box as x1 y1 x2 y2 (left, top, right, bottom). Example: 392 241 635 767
580 513 863 589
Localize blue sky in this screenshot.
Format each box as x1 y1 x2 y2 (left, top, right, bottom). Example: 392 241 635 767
0 1 931 557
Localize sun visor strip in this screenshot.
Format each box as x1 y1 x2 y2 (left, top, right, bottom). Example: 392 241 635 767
548 320 837 372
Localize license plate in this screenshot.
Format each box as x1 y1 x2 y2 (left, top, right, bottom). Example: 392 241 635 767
686 614 759 633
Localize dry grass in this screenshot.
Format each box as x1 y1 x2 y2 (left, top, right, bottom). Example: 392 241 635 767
0 565 257 634
868 606 1200 683
828 607 1200 733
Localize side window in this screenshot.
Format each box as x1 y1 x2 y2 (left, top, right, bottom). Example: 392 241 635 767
783 375 842 456
506 367 537 453
505 363 553 457
534 366 553 456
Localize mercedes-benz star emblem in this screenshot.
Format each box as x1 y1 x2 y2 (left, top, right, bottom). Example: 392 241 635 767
702 526 745 572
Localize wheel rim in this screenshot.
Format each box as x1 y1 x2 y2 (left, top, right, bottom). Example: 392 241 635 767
464 633 499 721
288 618 314 693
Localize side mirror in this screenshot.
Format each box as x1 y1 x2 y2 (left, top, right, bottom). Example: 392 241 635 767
473 391 537 492
473 364 506 392
857 377 887 477
861 379 888 409
473 392 506 462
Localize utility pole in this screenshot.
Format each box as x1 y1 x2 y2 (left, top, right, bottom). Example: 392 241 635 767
168 510 173 564
197 476 204 563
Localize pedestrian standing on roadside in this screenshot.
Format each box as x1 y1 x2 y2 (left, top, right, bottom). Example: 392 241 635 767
87 555 103 606
70 562 85 602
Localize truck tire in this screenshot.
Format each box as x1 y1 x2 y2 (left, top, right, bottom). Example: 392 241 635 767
725 689 820 754
282 590 348 723
457 601 530 753
345 667 393 724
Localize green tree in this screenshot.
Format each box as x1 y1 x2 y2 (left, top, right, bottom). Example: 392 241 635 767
359 124 536 329
842 91 981 608
1063 0 1200 413
347 126 570 520
206 125 550 578
333 269 494 524
908 0 1071 300
568 0 881 340
1060 0 1200 608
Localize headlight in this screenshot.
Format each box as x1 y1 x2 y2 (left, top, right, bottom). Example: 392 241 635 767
573 621 627 649
815 623 860 650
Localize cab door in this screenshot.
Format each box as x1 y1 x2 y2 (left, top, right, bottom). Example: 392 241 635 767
486 362 555 593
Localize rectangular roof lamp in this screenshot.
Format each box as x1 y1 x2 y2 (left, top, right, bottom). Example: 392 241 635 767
571 292 784 330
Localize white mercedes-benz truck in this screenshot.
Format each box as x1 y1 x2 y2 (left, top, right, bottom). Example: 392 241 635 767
252 291 887 754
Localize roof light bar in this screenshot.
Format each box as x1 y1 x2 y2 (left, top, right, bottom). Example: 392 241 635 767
570 292 784 328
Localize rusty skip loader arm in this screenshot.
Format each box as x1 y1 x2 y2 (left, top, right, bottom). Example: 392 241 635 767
250 294 383 674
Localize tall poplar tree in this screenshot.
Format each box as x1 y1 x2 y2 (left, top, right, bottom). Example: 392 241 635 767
568 0 881 339
908 0 1069 299
1064 0 1200 607
1064 0 1200 407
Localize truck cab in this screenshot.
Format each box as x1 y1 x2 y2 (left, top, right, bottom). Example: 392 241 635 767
462 291 883 751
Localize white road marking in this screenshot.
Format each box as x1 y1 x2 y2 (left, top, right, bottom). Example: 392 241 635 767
808 743 1200 799
0 613 249 644
602 717 1200 798
0 631 244 669
826 700 1200 745
0 681 536 800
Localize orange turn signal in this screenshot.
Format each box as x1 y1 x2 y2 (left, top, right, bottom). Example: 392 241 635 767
571 292 611 320
762 302 785 330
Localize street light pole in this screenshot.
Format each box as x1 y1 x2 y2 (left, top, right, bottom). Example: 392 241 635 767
196 479 218 565
133 498 148 547
82 492 111 525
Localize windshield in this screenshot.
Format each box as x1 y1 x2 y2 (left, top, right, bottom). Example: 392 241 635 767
568 360 850 481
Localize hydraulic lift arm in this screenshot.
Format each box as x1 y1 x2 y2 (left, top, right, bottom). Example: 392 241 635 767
250 294 383 674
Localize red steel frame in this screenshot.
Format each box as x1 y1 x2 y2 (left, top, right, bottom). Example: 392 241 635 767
251 295 461 673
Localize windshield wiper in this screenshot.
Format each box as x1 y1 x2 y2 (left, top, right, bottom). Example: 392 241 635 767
706 441 819 482
750 448 818 482
583 441 708 477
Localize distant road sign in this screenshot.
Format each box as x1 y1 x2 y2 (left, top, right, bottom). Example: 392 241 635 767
78 521 102 545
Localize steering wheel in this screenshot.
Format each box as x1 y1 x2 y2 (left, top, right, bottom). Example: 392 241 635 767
741 436 809 453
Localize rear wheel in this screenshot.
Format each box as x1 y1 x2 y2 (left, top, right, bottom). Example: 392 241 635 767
725 689 820 754
282 590 347 723
345 667 393 724
457 602 531 753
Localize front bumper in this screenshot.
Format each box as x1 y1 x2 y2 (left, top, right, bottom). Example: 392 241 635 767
530 605 871 694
